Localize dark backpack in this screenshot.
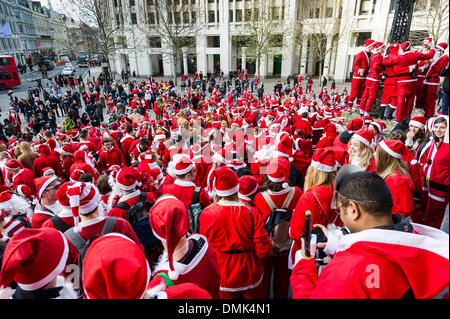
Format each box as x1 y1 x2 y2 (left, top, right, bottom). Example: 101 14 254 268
261 187 295 256
188 187 202 235
65 217 117 294
115 192 160 249
50 215 71 232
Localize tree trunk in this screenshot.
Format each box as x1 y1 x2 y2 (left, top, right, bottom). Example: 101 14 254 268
173 50 178 86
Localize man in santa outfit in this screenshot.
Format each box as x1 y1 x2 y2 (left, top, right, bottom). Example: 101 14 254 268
4 159 35 194
359 42 386 116
97 137 125 175
415 37 434 110
32 175 63 228
33 144 63 178
381 43 401 119
107 166 157 219
0 228 77 299
422 42 449 117
348 39 376 112
8 108 21 136
161 156 211 209
120 124 136 166
148 195 221 298
290 167 449 299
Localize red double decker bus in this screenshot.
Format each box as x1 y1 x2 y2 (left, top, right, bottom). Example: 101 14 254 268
0 56 21 90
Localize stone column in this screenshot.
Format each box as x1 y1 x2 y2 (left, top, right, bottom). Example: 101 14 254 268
182 47 188 75
300 40 308 75
241 47 247 71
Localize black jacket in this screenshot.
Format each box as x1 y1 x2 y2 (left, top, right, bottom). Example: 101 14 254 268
440 67 448 94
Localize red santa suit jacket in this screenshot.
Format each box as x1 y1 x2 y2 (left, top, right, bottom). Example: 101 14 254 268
33 154 63 178
161 179 211 209
291 222 449 299
11 168 35 194
199 200 272 292
120 134 136 166
149 234 221 299
64 216 143 266
108 189 157 219
254 185 303 223
352 50 371 79
424 54 449 86
41 208 75 230
32 203 57 229
97 146 125 174
384 171 415 217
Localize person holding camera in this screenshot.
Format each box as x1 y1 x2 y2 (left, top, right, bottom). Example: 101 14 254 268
290 166 449 299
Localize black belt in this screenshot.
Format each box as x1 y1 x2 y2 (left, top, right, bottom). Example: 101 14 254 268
427 76 439 80
385 73 411 78
429 180 449 193
222 250 249 254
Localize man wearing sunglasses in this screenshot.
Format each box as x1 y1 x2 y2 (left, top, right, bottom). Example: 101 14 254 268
32 175 63 229
290 165 449 299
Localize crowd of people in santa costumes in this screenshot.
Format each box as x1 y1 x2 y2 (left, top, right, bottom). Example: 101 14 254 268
0 34 448 300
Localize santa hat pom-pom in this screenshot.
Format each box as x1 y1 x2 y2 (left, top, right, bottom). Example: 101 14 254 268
168 269 179 281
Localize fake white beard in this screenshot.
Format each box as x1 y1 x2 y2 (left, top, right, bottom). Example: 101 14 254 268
433 51 441 63
44 201 63 215
106 184 124 212
0 194 33 219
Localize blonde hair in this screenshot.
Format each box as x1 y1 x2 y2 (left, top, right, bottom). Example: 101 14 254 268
375 146 410 180
303 165 337 192
20 141 32 153
348 138 374 169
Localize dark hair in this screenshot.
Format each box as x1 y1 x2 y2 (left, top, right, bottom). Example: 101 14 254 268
79 173 94 183
102 137 114 144
433 116 447 144
140 138 149 146
125 124 133 134
96 174 112 195
236 167 253 178
79 129 89 139
336 171 393 217
389 129 406 143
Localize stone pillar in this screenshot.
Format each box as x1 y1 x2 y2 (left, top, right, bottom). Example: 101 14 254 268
182 47 188 76
241 47 247 71
323 36 333 77
300 40 308 75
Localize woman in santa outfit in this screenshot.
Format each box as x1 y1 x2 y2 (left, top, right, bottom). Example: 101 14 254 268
405 116 428 157
148 195 221 299
347 130 376 172
375 139 415 217
254 157 303 299
199 166 272 299
237 175 259 207
368 120 386 149
290 148 339 269
422 115 449 228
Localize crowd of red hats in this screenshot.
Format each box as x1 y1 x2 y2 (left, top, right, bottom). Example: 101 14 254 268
0 36 448 300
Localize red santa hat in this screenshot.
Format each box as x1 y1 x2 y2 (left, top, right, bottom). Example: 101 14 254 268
115 167 142 191
371 121 387 133
209 166 239 197
4 159 23 171
70 168 85 182
154 283 212 299
149 196 190 281
401 41 411 52
0 228 69 291
378 139 412 160
42 167 55 177
311 148 337 172
174 156 194 175
374 41 385 50
67 182 100 231
16 185 33 201
57 144 75 156
363 115 373 124
82 233 150 299
34 175 59 200
346 117 364 133
238 175 258 202
423 37 432 44
364 39 376 49
266 156 290 183
409 116 426 130
274 134 293 159
352 129 375 149
56 182 73 209
436 42 448 51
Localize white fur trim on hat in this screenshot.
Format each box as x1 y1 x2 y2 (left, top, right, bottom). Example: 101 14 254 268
267 175 285 183
352 133 373 149
174 164 194 175
311 160 337 172
409 120 425 130
215 184 239 197
378 140 402 159
38 176 59 200
116 179 140 191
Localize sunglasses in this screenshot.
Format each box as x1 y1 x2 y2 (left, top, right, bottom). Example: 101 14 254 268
46 182 62 191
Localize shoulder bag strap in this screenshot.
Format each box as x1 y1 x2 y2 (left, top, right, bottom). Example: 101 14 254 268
51 215 71 233
101 217 117 235
261 191 277 210
64 228 87 253
191 187 201 205
282 187 296 209
311 192 331 225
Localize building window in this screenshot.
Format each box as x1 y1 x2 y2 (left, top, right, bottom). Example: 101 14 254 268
359 0 371 15
191 11 196 23
236 9 242 22
148 12 155 24
208 10 215 23
129 0 135 6
326 7 333 18
229 10 233 22
146 0 154 5
183 11 190 23
175 11 181 24
355 32 372 47
168 12 173 23
245 9 252 21
149 36 162 48
410 30 429 46
207 36 220 47
131 13 137 24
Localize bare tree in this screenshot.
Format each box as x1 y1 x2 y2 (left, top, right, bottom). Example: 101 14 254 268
134 0 205 85
296 0 349 82
235 1 296 79
411 0 449 47
61 0 122 77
